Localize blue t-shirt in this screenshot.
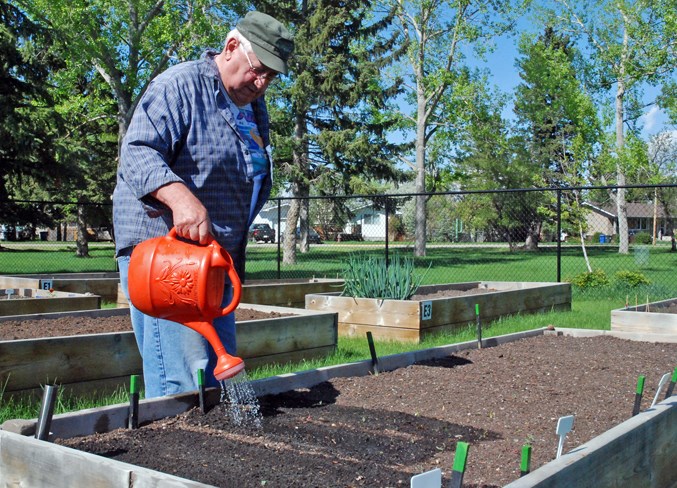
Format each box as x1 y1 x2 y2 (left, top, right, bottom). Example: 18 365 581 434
229 102 270 222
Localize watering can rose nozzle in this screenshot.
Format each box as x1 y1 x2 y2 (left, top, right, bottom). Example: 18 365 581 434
128 228 245 381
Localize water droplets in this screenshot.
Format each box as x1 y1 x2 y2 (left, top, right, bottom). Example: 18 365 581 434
219 371 262 428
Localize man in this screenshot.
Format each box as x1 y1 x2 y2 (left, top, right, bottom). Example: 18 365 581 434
113 11 294 398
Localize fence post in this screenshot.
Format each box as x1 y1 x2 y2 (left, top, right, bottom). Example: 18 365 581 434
276 200 281 280
557 188 562 283
384 197 390 267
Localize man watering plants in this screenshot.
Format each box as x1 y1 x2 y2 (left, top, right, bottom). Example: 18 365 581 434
113 11 294 398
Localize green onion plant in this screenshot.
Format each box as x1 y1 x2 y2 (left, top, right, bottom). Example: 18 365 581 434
340 253 429 300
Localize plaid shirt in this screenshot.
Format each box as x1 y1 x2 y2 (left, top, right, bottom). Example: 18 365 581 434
112 51 272 277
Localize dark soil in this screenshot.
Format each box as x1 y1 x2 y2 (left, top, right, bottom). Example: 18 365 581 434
0 308 290 340
57 334 677 488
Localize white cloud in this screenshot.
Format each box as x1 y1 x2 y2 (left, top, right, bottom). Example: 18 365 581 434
641 105 663 133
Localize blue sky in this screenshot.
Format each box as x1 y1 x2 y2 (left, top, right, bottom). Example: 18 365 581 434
469 26 674 141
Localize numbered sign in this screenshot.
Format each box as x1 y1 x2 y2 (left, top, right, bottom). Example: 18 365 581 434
421 300 433 321
39 279 53 291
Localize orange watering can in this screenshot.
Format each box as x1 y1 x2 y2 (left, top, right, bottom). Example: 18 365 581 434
127 228 244 380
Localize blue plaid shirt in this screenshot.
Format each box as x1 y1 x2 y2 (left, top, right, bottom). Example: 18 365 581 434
113 51 272 277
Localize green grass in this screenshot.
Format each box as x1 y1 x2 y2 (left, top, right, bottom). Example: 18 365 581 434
0 244 117 274
0 383 131 425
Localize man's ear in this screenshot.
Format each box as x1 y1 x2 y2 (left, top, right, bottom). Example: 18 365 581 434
224 37 239 59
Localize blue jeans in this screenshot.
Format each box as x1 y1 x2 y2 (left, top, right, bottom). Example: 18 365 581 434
118 255 236 398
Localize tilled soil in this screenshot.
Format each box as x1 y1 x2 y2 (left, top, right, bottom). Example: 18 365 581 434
58 334 677 488
0 308 287 340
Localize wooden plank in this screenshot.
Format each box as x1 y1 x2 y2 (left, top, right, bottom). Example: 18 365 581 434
55 279 119 302
237 314 337 357
0 333 141 390
338 322 421 342
242 279 343 308
0 295 101 316
244 345 337 370
611 310 677 335
0 430 213 487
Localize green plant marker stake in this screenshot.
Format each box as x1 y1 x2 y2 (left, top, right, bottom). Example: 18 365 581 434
197 368 206 414
450 441 469 488
128 375 139 429
475 303 482 349
366 331 379 375
520 444 532 476
632 375 645 416
665 367 677 399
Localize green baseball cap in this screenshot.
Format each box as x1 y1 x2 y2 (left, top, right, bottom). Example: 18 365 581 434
237 11 294 75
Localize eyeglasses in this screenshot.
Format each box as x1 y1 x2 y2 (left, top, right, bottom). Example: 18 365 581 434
239 44 277 82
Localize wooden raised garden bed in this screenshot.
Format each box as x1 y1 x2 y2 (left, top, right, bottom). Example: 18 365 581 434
0 273 120 303
611 297 677 341
306 281 571 342
0 288 101 317
0 305 337 398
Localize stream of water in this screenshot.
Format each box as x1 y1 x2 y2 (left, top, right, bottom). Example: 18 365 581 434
219 371 262 428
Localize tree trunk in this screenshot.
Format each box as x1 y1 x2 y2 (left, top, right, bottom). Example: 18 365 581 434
414 78 427 257
75 204 89 257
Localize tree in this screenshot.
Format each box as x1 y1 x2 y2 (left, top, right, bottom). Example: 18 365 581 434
513 26 601 262
547 0 677 254
0 0 62 229
19 0 247 152
258 0 406 264
387 0 530 256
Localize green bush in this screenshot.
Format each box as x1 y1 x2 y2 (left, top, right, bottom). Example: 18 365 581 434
633 232 652 244
568 269 610 288
615 270 651 287
341 253 428 300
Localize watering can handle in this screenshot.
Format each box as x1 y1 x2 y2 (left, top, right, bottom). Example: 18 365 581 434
168 226 215 244
166 227 242 317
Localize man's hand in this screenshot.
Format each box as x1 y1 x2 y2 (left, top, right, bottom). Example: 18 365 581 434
151 182 212 244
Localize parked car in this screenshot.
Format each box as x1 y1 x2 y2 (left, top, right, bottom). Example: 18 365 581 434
249 223 275 243
282 227 323 244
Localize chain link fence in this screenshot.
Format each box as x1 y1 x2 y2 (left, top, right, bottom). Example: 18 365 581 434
1 185 676 295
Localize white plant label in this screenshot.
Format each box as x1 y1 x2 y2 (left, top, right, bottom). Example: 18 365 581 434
556 414 575 458
410 467 441 488
651 372 671 408
421 301 433 320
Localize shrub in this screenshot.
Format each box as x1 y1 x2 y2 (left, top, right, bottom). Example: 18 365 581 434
633 232 652 244
615 270 651 287
568 269 610 289
341 253 428 300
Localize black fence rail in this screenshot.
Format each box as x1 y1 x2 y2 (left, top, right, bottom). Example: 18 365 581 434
1 185 676 295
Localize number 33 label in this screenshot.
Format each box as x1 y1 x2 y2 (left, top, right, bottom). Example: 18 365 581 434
421 301 432 321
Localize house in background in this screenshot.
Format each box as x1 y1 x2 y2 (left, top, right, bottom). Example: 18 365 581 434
252 201 394 241
583 202 675 240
